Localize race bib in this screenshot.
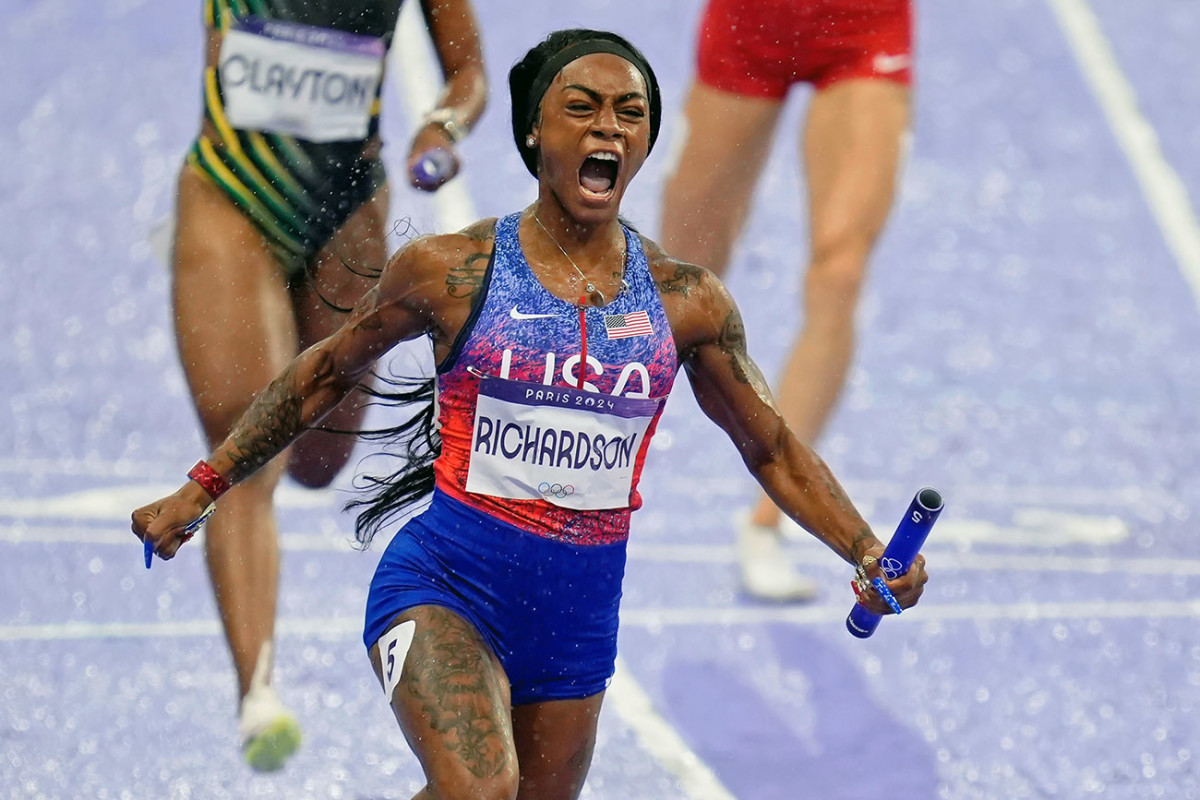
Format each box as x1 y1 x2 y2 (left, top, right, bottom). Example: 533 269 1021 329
465 378 663 511
218 17 385 142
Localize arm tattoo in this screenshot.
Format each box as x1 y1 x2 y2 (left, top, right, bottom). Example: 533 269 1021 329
824 478 877 561
446 252 489 298
717 311 753 385
715 310 777 407
823 477 857 516
223 353 332 482
347 287 383 333
850 527 877 563
657 263 704 297
353 312 383 333
459 219 495 242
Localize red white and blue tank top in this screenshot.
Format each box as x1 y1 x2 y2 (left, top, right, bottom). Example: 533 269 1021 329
433 213 680 545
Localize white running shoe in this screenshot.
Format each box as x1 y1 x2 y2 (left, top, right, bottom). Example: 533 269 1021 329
239 684 302 773
737 515 819 602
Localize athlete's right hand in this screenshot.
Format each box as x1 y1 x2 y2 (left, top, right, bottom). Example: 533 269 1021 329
406 123 462 191
131 482 213 562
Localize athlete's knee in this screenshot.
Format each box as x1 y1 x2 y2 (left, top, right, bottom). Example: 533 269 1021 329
286 434 355 488
286 466 338 489
286 466 341 490
427 759 520 800
811 214 881 263
805 249 869 308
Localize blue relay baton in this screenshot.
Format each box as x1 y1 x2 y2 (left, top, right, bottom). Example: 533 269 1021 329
144 504 215 570
410 147 456 190
846 487 944 639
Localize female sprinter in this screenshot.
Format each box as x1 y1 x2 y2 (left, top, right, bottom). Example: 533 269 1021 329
135 29 927 800
173 0 485 771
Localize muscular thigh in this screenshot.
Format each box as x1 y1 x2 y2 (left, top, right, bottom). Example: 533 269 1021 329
660 82 782 272
803 79 911 256
369 606 517 791
172 165 299 443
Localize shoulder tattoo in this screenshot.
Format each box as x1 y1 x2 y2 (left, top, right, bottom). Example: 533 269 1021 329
446 251 490 299
657 263 704 297
459 219 496 242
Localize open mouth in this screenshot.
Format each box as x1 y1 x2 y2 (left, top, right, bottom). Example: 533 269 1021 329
578 152 619 197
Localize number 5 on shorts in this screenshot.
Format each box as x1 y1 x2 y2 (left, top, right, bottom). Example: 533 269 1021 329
377 620 417 701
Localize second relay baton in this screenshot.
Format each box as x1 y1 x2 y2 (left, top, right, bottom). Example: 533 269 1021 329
846 487 944 639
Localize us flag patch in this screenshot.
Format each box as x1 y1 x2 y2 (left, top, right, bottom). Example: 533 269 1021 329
603 310 653 339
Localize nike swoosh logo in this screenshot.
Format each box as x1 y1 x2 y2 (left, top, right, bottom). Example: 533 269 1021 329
509 306 558 320
872 53 912 74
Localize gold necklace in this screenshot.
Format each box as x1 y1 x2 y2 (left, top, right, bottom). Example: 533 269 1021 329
533 212 623 307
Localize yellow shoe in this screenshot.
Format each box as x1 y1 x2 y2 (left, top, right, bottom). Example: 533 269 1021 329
239 686 302 772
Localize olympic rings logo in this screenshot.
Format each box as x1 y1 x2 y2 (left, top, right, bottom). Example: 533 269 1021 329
537 482 575 499
880 557 905 579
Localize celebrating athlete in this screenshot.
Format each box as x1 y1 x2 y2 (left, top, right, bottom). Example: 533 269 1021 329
135 28 926 798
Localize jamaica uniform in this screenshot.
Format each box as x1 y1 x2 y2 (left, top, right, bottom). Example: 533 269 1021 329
189 0 402 274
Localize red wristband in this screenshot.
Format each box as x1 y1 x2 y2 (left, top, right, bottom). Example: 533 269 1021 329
188 460 230 501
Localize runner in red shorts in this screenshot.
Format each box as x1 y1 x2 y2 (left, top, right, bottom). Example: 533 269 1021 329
661 0 913 602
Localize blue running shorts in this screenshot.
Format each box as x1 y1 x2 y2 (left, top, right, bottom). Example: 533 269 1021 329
363 488 628 704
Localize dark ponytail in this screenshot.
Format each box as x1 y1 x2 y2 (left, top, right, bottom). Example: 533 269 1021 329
344 371 440 548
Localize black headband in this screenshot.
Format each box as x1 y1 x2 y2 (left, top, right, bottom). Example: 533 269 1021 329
513 38 662 177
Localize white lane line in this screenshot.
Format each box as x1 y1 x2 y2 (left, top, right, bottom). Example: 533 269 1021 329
935 551 1200 576
0 488 1138 551
0 458 170 478
0 525 361 553
3 620 223 641
6 598 1200 643
607 657 739 800
1046 0 1200 308
621 598 1200 628
0 456 1181 516
7 523 1200 576
0 618 359 642
0 483 341 521
635 547 1200 578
